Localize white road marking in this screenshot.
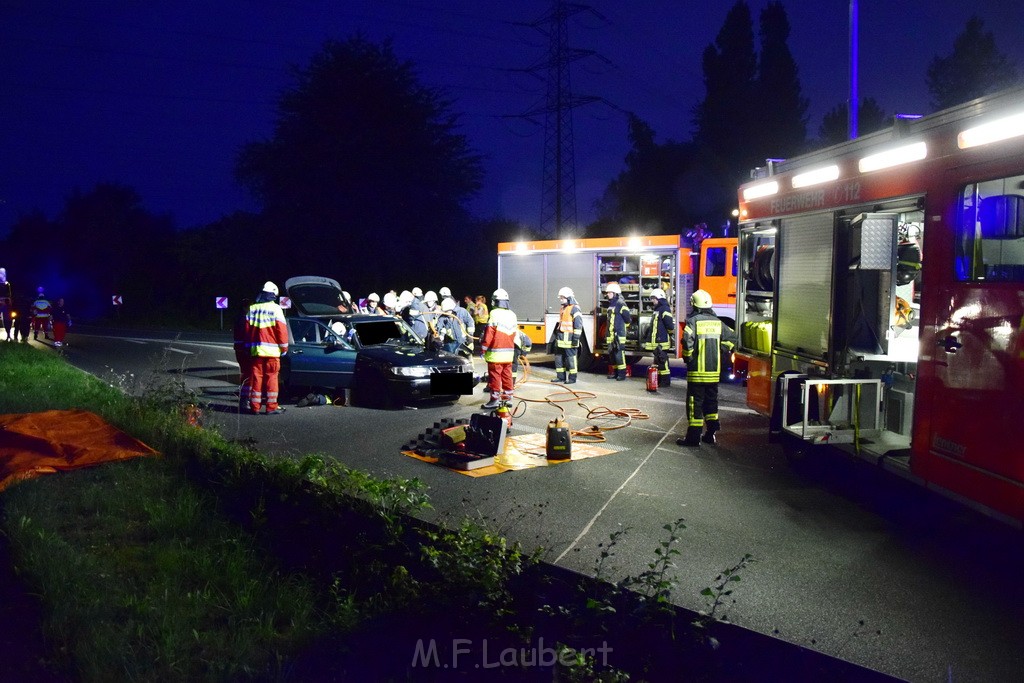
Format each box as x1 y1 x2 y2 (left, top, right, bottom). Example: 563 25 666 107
218 360 240 367
165 347 193 355
123 338 150 344
554 410 688 564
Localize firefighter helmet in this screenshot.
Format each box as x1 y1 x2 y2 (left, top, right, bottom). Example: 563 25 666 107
411 287 423 298
367 292 380 302
441 297 455 312
492 288 509 301
263 281 278 296
37 285 45 295
691 289 712 308
558 286 575 299
649 288 665 300
424 290 438 304
439 286 452 298
382 292 397 309
605 282 621 295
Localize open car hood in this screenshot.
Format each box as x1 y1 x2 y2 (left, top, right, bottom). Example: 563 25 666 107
284 276 345 317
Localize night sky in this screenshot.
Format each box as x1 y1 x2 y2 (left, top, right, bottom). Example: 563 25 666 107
3 1 1024 234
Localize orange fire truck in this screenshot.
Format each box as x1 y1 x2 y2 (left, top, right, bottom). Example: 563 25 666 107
733 85 1024 525
496 235 736 368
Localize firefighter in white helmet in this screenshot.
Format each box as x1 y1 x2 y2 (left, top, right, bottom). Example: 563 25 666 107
604 282 632 380
643 288 674 387
363 292 382 315
480 288 518 409
676 289 736 447
245 281 289 415
551 286 583 384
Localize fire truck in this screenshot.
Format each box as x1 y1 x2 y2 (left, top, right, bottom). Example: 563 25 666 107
496 235 737 368
733 85 1024 525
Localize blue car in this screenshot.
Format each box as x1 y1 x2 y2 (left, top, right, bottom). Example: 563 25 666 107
281 277 478 407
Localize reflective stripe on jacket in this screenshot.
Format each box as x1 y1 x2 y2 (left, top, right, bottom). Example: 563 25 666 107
556 302 582 348
482 307 518 364
32 298 52 319
246 301 289 357
605 296 631 342
682 311 736 382
645 302 674 350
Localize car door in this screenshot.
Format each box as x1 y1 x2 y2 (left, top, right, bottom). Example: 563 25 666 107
286 318 357 389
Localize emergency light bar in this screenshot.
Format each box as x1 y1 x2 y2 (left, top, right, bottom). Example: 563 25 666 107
958 111 1024 149
791 164 840 188
742 180 779 201
858 141 927 173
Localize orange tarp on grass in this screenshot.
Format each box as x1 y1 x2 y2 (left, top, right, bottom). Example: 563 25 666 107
0 409 157 491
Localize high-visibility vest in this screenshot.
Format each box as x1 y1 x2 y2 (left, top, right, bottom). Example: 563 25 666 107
555 303 582 348
482 307 518 363
246 301 289 358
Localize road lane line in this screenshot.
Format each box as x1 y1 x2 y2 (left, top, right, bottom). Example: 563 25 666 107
165 347 193 355
218 360 240 367
553 411 688 564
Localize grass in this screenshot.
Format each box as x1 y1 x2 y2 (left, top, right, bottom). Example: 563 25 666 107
0 344 331 680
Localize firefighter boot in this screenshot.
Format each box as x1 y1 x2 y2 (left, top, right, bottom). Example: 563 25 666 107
565 375 577 385
551 373 566 383
676 427 703 447
615 368 626 381
659 375 671 388
702 420 720 445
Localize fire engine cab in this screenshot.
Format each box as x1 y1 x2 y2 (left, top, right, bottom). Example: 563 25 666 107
734 85 1024 525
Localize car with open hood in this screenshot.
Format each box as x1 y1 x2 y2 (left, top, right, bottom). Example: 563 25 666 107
281 277 477 406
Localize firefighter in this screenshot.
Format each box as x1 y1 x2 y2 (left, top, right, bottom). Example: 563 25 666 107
382 291 398 316
604 282 632 380
441 286 475 353
399 290 427 338
0 267 12 341
421 290 440 329
245 282 289 415
552 286 583 384
362 292 382 315
435 297 468 355
31 286 53 341
676 289 736 447
644 288 674 387
480 288 518 409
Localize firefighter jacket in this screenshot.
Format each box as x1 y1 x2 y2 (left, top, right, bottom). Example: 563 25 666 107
435 311 466 345
644 300 674 351
481 305 518 364
31 296 52 320
0 280 11 307
454 305 475 337
682 309 736 383
555 300 583 349
605 294 632 343
245 301 289 358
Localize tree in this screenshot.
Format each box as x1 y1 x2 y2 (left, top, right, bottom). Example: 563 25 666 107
235 36 484 286
926 16 1020 111
756 1 807 157
817 97 889 146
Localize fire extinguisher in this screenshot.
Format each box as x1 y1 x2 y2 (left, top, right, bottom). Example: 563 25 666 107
646 364 659 392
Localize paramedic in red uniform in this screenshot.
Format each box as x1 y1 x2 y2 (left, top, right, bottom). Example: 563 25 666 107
480 288 518 409
246 282 289 415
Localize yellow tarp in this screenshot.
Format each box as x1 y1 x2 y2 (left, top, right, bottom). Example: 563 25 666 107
404 433 619 477
0 409 158 491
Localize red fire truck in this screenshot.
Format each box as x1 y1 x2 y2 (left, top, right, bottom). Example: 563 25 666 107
733 85 1024 525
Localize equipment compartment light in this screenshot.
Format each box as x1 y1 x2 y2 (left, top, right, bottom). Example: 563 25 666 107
561 239 577 252
742 180 779 201
858 141 927 173
958 111 1024 149
515 242 528 253
791 164 840 188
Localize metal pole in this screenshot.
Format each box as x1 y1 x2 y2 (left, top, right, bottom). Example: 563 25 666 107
848 0 859 139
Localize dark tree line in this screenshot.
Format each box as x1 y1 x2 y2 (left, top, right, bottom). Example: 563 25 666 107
1 9 1018 323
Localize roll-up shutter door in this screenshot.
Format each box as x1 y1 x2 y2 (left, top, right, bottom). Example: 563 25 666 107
776 212 834 359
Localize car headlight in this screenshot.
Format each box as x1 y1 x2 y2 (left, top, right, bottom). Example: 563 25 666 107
391 366 432 378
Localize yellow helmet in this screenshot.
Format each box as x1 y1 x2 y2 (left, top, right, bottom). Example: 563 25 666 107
691 289 712 308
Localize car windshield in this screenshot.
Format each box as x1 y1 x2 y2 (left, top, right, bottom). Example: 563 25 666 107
353 318 422 346
290 284 347 315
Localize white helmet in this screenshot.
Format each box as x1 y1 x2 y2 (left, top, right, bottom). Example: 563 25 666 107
604 282 621 295
331 321 346 336
398 290 413 310
367 292 380 302
648 288 665 300
424 290 438 304
411 287 423 298
441 297 456 312
558 286 574 299
492 288 509 301
263 281 279 296
439 286 452 298
382 292 397 309
691 289 713 308
342 290 351 301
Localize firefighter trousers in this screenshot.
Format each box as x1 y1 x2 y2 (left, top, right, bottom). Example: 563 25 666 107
686 380 719 428
554 346 578 379
249 356 281 412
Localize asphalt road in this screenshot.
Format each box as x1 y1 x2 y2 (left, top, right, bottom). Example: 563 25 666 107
41 327 1024 682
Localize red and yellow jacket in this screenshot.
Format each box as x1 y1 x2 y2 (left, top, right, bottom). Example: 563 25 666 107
245 301 288 358
481 306 518 364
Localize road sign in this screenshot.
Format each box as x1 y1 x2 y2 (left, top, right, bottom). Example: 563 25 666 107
112 295 123 306
279 296 291 309
215 296 229 309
